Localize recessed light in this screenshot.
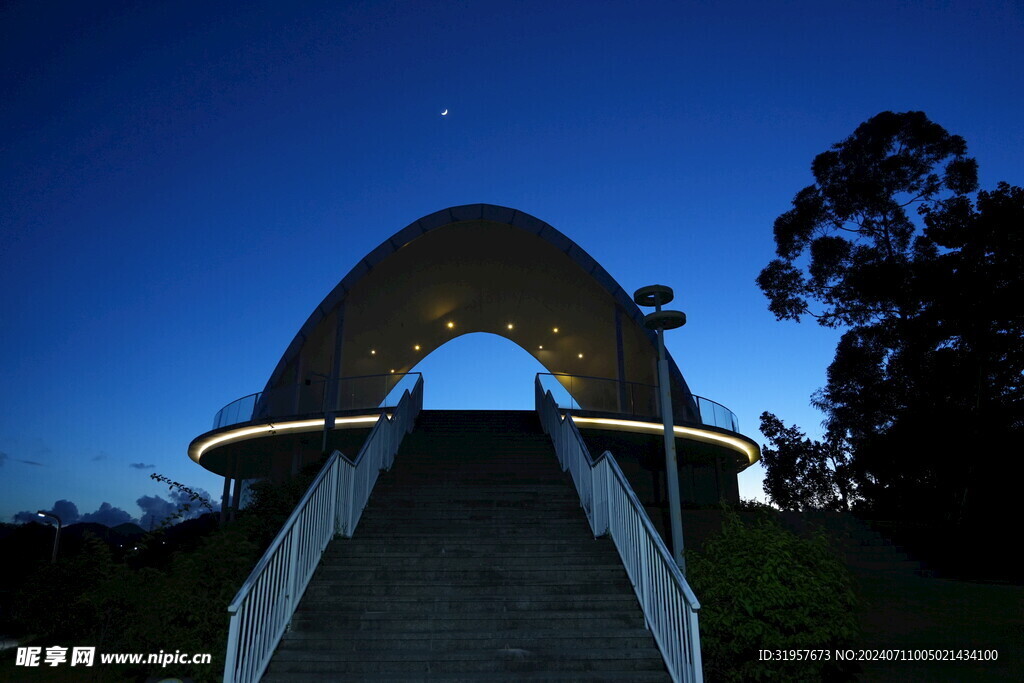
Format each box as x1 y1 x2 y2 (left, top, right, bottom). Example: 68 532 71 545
538 345 544 350
370 349 376 355
414 345 421 351
553 327 559 333
447 321 455 329
578 353 584 359
507 323 514 330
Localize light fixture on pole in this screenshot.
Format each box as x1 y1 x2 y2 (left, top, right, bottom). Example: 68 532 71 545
633 284 687 573
36 511 63 563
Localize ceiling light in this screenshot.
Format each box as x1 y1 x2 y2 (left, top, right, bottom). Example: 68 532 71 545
538 345 544 350
370 349 376 355
507 323 514 330
578 353 584 358
447 321 455 329
414 345 421 351
553 327 559 333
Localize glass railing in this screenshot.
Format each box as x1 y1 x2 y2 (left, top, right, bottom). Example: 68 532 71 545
212 373 422 430
536 372 740 433
695 395 740 432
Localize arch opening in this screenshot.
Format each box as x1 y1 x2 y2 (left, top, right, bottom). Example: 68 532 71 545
404 332 549 409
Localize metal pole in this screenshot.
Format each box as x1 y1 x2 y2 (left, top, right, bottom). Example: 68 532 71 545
654 303 686 573
51 520 61 564
36 512 62 563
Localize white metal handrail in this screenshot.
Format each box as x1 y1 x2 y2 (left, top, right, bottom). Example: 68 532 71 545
222 375 423 683
535 377 703 683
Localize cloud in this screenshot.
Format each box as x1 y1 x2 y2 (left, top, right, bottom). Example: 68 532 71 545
12 499 80 524
91 452 108 462
79 502 134 527
129 463 155 470
50 499 81 524
136 495 176 529
137 487 216 529
0 450 46 466
14 487 219 527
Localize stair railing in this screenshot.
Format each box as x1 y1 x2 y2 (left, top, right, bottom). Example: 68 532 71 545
535 376 703 683
222 375 423 683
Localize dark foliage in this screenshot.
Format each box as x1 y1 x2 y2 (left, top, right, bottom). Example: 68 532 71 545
759 412 853 511
4 462 326 680
757 111 1024 530
689 509 858 681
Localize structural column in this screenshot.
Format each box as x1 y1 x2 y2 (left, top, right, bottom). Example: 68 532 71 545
614 306 628 414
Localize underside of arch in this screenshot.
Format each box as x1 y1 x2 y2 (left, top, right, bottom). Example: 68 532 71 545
264 204 698 421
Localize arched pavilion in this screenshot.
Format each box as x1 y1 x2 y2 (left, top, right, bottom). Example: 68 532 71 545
189 204 759 507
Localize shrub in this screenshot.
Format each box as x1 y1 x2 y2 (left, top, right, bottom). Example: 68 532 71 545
688 509 858 681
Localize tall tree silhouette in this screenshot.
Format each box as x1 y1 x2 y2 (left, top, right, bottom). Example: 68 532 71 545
758 111 1023 524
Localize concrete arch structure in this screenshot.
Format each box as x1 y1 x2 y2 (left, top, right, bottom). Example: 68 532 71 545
265 203 697 422
189 204 759 487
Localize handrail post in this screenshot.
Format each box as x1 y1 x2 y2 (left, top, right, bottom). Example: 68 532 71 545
284 526 300 624
333 459 344 535
223 606 241 683
688 606 703 683
343 458 356 537
640 538 650 631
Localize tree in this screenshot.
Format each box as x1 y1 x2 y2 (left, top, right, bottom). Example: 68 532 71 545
757 110 978 328
758 412 854 511
758 111 1024 525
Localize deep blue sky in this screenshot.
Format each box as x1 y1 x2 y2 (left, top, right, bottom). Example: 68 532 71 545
2 0 1022 524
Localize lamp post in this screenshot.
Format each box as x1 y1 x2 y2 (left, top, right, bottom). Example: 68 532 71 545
306 371 333 454
633 284 687 573
36 511 63 563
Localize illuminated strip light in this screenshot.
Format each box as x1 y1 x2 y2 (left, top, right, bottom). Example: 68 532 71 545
189 415 382 463
570 416 760 467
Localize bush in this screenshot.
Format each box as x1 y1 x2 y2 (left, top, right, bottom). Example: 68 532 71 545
688 509 858 681
6 468 323 681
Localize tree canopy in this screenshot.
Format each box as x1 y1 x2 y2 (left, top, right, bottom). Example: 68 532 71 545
757 111 1024 525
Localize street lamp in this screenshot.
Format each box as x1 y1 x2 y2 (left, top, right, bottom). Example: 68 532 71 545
35 511 63 563
633 284 687 573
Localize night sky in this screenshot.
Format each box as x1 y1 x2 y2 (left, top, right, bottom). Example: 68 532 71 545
2 1 1022 525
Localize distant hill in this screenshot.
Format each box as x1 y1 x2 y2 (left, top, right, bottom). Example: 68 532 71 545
111 522 146 538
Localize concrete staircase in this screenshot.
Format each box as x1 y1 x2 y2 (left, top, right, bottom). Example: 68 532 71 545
263 410 670 681
779 511 934 577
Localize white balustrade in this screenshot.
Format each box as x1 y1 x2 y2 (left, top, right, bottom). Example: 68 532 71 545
222 376 423 683
535 377 703 683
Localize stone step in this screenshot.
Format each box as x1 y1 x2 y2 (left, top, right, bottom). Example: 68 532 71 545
314 566 630 584
313 569 630 585
371 485 571 495
360 507 582 520
276 631 657 652
324 538 607 553
263 671 670 682
284 613 647 633
352 523 593 537
266 648 667 674
304 579 634 598
318 554 621 570
294 594 643 613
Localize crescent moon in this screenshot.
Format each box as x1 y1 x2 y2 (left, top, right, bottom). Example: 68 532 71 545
441 109 448 116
